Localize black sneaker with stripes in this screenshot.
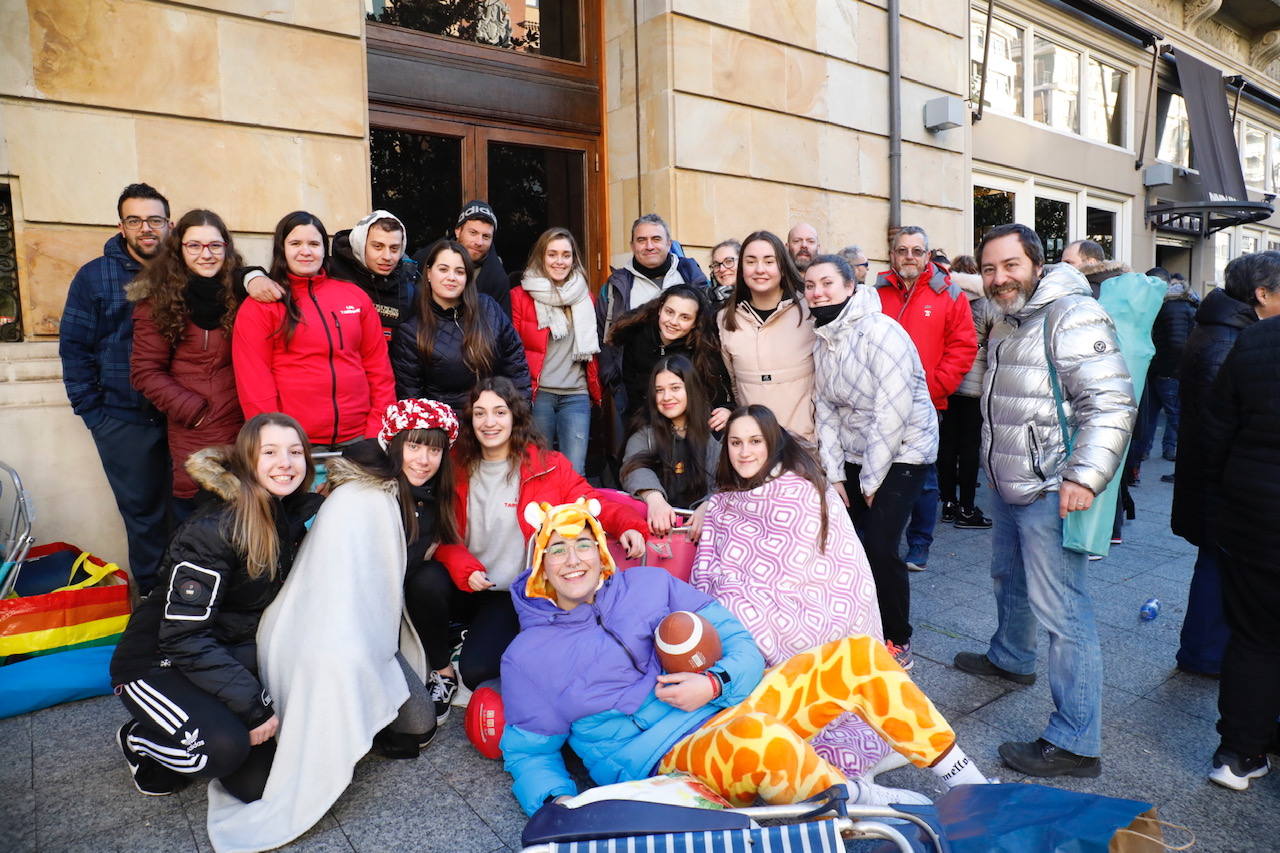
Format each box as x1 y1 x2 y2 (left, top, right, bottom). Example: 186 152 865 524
117 721 190 796
429 670 459 723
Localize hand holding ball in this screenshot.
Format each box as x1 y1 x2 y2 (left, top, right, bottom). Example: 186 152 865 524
655 610 722 673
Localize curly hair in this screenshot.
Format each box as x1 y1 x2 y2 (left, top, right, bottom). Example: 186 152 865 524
129 209 242 345
453 376 546 475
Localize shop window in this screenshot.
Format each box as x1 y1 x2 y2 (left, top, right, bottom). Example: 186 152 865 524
971 10 1024 116
974 185 1016 249
1156 90 1192 169
1214 232 1231 284
1085 58 1124 146
366 0 582 62
1241 234 1259 255
1035 196 1071 262
370 129 464 258
1270 240 1280 251
1242 125 1266 188
1085 206 1116 259
1033 37 1080 134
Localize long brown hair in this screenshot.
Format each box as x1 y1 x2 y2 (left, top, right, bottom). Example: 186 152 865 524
715 405 831 551
607 283 723 386
414 238 494 376
225 413 315 579
620 355 714 506
268 211 329 346
720 230 805 332
130 209 242 344
453 376 546 475
524 226 587 284
342 428 460 547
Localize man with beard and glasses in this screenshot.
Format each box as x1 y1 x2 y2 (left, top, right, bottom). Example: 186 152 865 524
59 183 174 594
953 223 1135 778
787 223 821 271
874 226 977 572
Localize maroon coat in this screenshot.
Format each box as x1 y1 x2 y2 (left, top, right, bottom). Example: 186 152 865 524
130 301 243 498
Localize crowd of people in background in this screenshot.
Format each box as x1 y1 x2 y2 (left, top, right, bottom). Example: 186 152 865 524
54 180 1280 848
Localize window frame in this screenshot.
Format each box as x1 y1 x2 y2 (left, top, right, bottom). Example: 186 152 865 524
970 4 1133 152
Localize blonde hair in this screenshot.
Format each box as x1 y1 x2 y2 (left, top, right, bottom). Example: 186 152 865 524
225 413 315 579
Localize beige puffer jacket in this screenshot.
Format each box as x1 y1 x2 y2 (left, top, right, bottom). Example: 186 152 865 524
718 297 816 441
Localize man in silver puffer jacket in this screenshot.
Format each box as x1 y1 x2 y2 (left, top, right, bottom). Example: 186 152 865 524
954 224 1136 779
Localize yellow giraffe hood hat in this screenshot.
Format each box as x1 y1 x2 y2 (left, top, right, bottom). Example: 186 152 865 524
523 498 617 602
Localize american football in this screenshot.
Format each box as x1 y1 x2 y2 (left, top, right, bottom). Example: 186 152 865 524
654 610 722 673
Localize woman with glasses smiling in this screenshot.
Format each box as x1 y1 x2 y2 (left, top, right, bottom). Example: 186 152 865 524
127 209 247 520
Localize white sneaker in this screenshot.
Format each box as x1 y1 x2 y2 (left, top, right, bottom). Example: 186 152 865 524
846 777 932 807
862 749 911 782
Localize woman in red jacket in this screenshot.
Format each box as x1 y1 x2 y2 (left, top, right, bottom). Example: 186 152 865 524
232 211 395 449
435 376 646 688
128 209 245 519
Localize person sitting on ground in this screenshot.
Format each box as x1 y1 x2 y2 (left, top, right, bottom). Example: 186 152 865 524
244 209 419 341
499 499 989 816
127 208 247 522
391 238 531 416
806 253 937 673
691 404 896 779
343 398 470 728
110 413 322 801
232 211 395 450
607 283 734 432
436 377 647 690
621 355 721 541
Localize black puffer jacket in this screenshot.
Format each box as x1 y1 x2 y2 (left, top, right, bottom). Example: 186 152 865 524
110 448 322 726
390 293 532 415
413 246 511 317
612 322 734 425
1171 289 1256 546
1200 314 1280 566
330 229 419 337
1150 292 1198 377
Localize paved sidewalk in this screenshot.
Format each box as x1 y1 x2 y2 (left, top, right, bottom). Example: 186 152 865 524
1 454 1274 851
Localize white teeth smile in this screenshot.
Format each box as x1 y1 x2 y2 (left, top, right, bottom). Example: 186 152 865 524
562 570 587 580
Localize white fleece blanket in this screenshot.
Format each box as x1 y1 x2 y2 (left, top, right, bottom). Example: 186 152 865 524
205 480 426 853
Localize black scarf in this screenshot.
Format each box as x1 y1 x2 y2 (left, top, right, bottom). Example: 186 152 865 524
185 274 227 331
406 480 439 567
634 253 674 281
810 301 847 328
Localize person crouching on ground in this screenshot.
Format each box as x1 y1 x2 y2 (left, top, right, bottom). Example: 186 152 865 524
110 413 321 800
499 499 988 816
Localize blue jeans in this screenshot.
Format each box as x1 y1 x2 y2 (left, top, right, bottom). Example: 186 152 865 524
987 492 1103 756
532 391 591 474
89 415 170 595
1177 544 1229 675
904 465 939 558
1151 375 1180 456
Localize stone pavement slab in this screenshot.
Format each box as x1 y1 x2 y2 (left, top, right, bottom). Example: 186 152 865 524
1 455 1275 851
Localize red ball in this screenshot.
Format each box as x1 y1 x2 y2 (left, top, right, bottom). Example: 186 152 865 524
655 610 722 673
465 679 505 759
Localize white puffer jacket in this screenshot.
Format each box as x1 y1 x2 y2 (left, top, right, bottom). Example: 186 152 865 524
981 264 1136 505
813 287 938 496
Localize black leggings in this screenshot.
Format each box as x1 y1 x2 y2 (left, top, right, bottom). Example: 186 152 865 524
937 394 982 507
402 559 521 689
117 667 274 803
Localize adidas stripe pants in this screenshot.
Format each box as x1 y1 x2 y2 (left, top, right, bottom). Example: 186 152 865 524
116 667 273 800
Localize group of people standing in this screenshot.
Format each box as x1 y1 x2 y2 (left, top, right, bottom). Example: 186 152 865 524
78 176 1280 848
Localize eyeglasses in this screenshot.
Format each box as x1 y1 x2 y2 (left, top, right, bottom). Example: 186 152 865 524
121 216 168 231
182 241 227 256
893 247 928 258
710 257 738 271
543 540 598 564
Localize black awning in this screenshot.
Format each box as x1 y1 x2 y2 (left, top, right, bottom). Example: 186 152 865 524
1173 48 1249 203
1041 0 1162 46
1145 199 1273 236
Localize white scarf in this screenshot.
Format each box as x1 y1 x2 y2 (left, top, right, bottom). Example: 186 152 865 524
520 271 600 361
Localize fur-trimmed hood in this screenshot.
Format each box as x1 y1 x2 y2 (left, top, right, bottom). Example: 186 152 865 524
1077 259 1130 282
185 446 239 501
324 454 399 495
124 276 154 303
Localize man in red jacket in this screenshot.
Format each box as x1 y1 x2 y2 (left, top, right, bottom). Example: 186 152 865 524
875 226 978 572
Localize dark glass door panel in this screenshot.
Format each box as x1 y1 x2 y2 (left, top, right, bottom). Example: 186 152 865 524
1085 206 1116 259
370 128 463 258
367 0 582 62
1034 197 1070 263
974 185 1015 250
486 141 585 277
